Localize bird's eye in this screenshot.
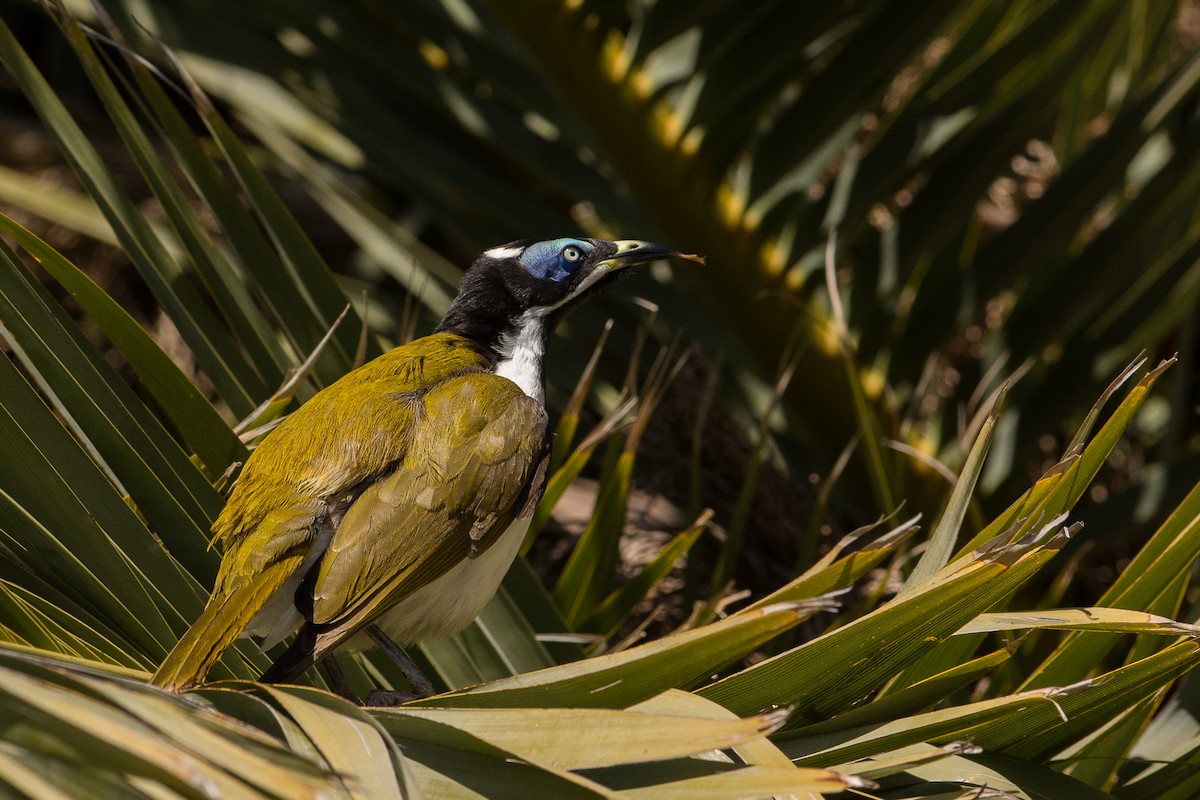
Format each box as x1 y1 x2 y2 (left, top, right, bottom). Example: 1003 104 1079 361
562 246 582 262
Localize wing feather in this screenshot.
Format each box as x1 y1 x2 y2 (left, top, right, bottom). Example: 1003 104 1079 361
153 334 491 689
305 372 549 656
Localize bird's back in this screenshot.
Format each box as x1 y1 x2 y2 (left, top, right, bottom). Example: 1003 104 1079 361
212 333 493 560
152 333 507 690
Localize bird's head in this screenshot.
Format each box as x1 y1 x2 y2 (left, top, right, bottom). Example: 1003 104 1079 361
436 237 702 355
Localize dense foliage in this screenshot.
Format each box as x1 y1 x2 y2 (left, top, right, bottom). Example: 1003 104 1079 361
2 2 1200 798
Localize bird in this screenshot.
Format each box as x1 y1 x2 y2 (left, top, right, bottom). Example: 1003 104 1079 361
151 237 701 698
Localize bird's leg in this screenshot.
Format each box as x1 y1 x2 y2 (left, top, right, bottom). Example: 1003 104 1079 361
320 656 361 705
364 624 436 705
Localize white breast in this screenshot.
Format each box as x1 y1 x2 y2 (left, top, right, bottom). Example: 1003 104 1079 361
493 311 546 403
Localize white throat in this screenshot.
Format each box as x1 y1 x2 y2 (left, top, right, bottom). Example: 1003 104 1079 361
494 311 547 404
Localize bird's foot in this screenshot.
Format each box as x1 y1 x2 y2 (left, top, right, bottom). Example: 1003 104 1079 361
320 657 363 705
366 624 437 698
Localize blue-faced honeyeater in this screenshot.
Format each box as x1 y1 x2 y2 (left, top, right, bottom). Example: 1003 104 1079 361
152 238 700 693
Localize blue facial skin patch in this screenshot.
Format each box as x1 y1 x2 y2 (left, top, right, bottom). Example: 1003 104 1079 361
519 238 593 282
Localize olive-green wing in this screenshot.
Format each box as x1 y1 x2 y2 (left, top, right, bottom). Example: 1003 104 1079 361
212 333 491 552
304 372 549 655
156 334 494 690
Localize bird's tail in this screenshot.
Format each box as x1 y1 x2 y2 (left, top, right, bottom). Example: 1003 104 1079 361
152 562 297 691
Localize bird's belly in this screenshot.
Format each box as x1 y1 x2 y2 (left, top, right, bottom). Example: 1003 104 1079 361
345 515 532 650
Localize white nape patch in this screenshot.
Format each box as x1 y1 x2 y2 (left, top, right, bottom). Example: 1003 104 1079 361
494 310 546 404
484 245 524 260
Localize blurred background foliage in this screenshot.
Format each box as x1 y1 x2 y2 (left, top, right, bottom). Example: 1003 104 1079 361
3 0 1197 581
2 0 1200 797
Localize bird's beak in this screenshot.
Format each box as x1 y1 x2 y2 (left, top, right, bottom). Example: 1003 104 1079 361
600 240 706 270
